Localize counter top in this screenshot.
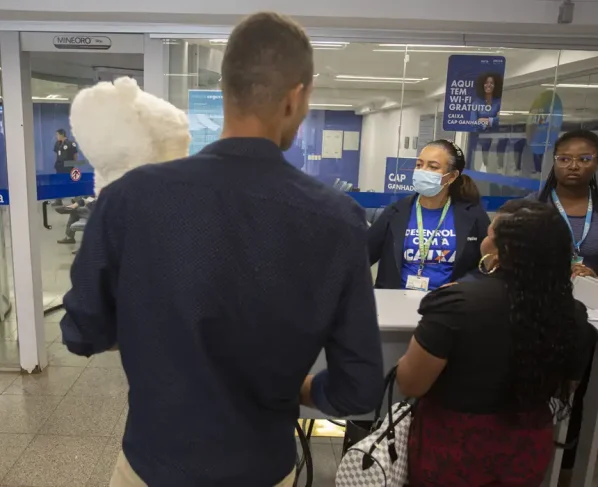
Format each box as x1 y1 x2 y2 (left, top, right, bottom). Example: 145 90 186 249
375 289 424 331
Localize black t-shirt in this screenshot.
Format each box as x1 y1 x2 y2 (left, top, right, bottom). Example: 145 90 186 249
54 139 78 162
414 274 595 413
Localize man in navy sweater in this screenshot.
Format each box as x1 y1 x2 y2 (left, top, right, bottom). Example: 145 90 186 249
61 12 383 487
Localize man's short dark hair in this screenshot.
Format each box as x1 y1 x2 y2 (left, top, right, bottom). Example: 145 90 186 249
221 12 314 113
56 129 67 137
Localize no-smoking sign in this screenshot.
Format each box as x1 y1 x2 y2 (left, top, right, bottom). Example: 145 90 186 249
70 168 81 182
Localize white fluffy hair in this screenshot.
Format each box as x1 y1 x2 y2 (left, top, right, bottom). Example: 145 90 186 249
69 77 191 195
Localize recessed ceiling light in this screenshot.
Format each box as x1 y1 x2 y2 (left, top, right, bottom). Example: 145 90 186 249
310 103 353 107
335 75 428 84
541 83 598 89
311 41 349 50
209 39 228 45
374 49 503 54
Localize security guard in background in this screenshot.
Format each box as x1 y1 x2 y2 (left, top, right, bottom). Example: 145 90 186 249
52 128 78 206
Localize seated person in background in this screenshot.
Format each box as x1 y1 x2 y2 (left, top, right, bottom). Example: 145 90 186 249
397 199 594 487
368 140 490 291
56 197 92 244
529 129 598 279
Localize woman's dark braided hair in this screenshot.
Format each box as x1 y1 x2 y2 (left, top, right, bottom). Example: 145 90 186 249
538 129 598 207
494 199 576 420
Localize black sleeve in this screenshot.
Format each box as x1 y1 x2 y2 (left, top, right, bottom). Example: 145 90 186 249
367 204 395 265
70 141 78 154
567 300 597 381
414 285 466 359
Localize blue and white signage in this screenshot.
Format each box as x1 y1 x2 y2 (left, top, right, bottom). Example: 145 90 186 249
187 90 224 155
384 158 416 193
443 55 506 133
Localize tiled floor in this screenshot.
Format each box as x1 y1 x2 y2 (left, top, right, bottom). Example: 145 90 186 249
0 314 342 486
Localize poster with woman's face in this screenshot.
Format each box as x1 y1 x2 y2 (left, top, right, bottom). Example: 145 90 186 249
443 55 506 133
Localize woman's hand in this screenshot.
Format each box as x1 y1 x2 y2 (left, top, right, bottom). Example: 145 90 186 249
572 263 597 279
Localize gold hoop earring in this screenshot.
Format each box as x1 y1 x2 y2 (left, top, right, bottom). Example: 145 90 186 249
479 254 498 275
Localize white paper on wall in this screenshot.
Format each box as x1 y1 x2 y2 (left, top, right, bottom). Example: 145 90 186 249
322 130 344 159
343 131 360 151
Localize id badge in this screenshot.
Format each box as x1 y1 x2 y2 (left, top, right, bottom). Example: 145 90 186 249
406 275 430 292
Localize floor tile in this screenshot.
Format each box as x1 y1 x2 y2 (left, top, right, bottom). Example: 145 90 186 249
44 323 62 344
296 441 338 487
44 309 65 324
0 342 20 368
68 367 129 398
0 395 62 434
0 322 17 341
112 406 128 438
0 433 34 480
3 435 108 487
88 351 122 369
41 395 126 437
0 372 19 393
86 436 121 487
4 367 84 396
46 342 91 367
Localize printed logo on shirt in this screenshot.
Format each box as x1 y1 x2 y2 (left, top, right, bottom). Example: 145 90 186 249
403 228 457 264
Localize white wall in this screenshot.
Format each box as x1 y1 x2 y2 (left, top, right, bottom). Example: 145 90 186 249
359 102 437 192
2 0 598 34
0 0 596 25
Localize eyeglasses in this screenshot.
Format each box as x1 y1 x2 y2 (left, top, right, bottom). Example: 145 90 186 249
554 154 597 167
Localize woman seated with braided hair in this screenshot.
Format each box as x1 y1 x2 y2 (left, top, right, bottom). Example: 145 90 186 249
396 199 594 487
368 139 489 292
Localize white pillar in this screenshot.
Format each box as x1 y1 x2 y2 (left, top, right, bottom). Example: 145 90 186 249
144 35 169 100
0 32 46 372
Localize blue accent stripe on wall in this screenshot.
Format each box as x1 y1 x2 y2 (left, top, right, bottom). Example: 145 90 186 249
349 192 515 212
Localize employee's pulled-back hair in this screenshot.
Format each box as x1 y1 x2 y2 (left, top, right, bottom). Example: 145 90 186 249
427 139 481 204
539 129 598 206
56 128 67 137
221 12 314 115
494 199 576 420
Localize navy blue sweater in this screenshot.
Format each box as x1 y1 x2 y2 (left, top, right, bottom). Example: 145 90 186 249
61 138 383 487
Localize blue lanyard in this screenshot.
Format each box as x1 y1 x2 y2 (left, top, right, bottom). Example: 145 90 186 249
551 189 593 258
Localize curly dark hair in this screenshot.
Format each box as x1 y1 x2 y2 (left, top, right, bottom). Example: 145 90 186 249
538 129 598 207
474 72 504 100
494 199 576 421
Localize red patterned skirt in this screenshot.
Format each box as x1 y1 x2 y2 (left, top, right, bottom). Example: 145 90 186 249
408 399 553 487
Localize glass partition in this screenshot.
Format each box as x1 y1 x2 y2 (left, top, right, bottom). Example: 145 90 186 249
161 38 598 215
0 55 20 367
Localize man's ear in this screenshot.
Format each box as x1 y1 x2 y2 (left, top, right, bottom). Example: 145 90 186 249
285 83 305 116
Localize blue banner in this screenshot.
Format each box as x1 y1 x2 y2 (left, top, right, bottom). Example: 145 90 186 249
349 192 516 212
384 158 416 193
443 55 506 133
187 90 224 155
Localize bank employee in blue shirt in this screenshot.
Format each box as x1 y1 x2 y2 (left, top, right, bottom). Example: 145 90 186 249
369 140 490 291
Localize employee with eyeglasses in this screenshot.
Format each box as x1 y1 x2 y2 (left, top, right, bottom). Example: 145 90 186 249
529 129 598 485
532 130 598 279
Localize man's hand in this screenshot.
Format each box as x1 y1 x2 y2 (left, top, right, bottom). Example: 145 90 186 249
572 263 597 279
300 375 314 408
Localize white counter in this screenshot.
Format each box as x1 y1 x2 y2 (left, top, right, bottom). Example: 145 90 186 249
375 289 424 331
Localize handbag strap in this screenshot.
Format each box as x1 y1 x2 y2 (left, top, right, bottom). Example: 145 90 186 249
374 367 398 424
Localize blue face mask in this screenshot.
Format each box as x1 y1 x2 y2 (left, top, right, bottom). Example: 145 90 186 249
412 169 447 197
